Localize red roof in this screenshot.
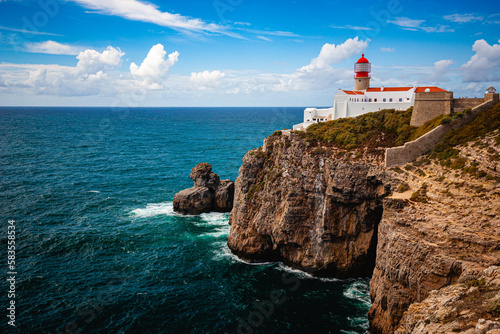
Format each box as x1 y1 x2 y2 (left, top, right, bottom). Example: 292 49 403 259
366 87 413 92
415 86 447 93
343 90 365 95
356 54 369 63
344 86 448 94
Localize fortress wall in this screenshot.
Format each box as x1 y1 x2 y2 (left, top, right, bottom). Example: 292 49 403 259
410 91 454 127
385 99 498 168
452 98 484 112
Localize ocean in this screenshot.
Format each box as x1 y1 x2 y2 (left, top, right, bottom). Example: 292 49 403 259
0 107 370 334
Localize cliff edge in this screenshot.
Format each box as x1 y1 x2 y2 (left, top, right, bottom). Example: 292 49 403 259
228 130 389 277
227 103 500 332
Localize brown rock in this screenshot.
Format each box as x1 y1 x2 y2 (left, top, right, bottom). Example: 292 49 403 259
173 187 212 215
173 163 234 215
227 131 389 277
215 180 235 212
190 162 220 191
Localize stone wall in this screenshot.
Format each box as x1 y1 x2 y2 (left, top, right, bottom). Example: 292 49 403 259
452 97 484 113
410 91 454 127
385 99 497 168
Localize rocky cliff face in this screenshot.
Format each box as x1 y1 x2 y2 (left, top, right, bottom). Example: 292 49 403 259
369 130 500 333
228 105 500 332
227 131 389 277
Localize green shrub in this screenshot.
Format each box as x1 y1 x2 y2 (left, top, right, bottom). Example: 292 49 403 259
397 183 410 193
488 298 500 316
441 116 452 124
410 184 428 203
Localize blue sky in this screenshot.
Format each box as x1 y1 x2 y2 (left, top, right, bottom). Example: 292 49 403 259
0 0 499 106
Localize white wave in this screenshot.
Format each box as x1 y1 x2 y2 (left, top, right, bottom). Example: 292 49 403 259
276 263 342 282
89 190 101 193
130 202 178 218
211 241 236 262
199 211 230 225
343 280 371 307
199 226 230 239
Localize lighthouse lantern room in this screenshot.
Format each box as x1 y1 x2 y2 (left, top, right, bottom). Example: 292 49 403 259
354 54 371 91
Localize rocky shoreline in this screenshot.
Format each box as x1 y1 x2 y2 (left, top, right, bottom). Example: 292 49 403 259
225 103 500 333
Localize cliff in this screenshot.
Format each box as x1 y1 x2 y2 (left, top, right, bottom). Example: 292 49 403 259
228 130 389 277
227 103 500 332
369 103 500 333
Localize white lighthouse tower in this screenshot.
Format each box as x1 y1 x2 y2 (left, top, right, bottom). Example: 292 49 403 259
354 54 371 91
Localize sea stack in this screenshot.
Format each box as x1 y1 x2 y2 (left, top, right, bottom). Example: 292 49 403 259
173 163 234 215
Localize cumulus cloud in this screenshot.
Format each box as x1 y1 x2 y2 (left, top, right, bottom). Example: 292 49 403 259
389 17 454 33
305 37 369 70
444 14 483 23
75 46 124 76
460 39 500 82
430 59 454 82
275 37 369 91
190 70 225 89
26 68 47 87
25 41 82 55
130 44 179 89
69 0 235 36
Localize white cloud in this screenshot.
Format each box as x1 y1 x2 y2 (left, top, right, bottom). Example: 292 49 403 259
460 39 500 82
444 14 483 23
275 37 369 91
257 36 272 42
130 44 179 89
239 29 299 38
0 25 62 36
330 25 375 31
380 47 395 52
305 37 369 70
26 68 47 87
190 70 226 89
25 40 82 55
69 0 235 36
430 59 454 82
389 17 454 33
76 46 124 76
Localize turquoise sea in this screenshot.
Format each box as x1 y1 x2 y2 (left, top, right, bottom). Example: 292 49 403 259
0 107 370 333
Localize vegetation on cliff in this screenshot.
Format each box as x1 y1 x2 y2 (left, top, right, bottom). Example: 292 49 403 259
293 107 457 151
431 102 500 165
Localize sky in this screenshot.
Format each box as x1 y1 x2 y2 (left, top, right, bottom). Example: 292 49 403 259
0 0 499 107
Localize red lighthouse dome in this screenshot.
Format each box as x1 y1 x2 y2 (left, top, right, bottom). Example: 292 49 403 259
354 54 371 78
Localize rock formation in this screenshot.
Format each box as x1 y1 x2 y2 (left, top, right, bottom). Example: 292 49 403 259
228 102 500 332
227 131 389 277
369 125 500 332
173 163 234 215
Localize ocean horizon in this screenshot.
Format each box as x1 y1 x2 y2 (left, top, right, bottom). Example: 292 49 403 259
1 107 370 333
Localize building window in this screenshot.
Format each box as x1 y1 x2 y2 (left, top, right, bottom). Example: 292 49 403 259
383 98 386 102
389 98 393 102
369 98 372 102
374 98 377 102
399 98 402 102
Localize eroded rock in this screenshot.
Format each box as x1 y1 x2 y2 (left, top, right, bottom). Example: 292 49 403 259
173 163 234 215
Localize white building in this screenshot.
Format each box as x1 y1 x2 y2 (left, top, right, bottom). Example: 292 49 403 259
293 54 447 130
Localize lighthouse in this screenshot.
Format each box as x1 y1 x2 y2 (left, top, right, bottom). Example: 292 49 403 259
354 54 371 91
